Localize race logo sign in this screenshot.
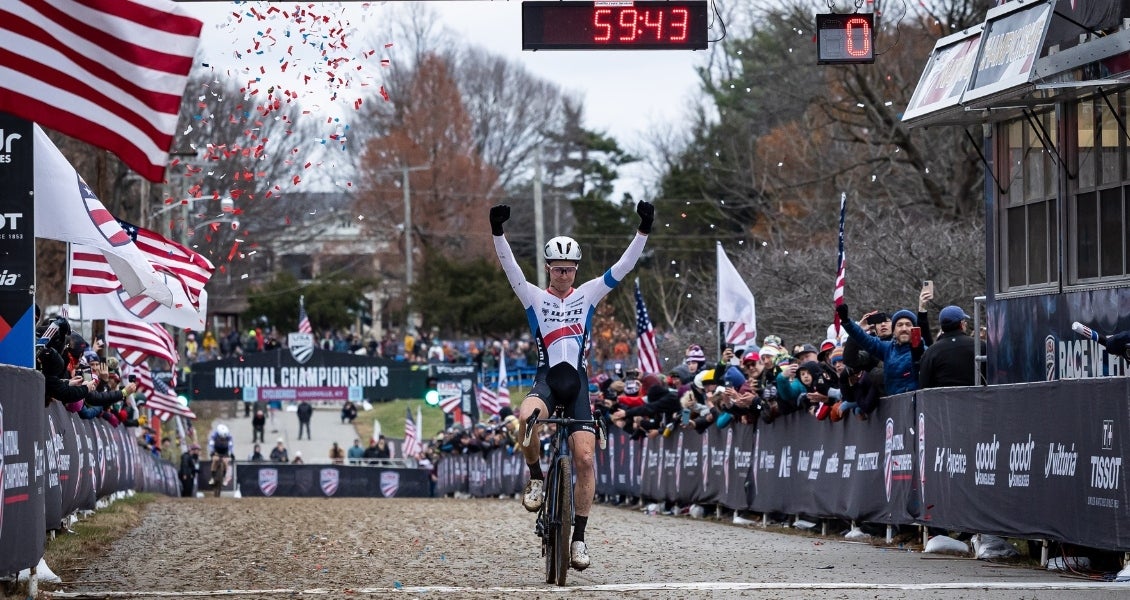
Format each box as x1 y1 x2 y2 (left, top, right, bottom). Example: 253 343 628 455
380 470 400 497
320 468 339 496
259 468 278 496
288 332 314 364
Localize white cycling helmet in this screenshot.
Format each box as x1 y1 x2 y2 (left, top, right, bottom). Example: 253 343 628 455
544 236 581 261
216 424 230 437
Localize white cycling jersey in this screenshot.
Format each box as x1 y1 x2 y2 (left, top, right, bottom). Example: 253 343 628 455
493 232 647 370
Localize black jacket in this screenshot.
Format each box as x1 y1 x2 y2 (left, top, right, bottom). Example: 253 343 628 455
918 330 976 388
296 401 313 422
179 452 199 479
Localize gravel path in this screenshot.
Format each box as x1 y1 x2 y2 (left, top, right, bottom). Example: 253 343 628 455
47 496 1128 599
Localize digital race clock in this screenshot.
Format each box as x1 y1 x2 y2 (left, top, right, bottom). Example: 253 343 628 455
522 1 709 51
816 13 875 64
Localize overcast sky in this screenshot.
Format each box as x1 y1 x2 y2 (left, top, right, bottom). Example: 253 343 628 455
179 1 712 199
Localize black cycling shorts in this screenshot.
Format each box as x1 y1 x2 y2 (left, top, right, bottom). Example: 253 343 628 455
526 363 595 435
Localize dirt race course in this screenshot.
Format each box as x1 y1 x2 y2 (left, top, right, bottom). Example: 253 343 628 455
43 496 1129 600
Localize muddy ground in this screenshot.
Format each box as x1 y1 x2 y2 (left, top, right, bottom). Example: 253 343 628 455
41 496 1129 599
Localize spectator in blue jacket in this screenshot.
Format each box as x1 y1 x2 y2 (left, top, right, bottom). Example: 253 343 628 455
836 304 926 396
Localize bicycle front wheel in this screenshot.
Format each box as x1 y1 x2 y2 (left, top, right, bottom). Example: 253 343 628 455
553 456 572 586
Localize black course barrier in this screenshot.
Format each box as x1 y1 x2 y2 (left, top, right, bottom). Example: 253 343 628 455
1 365 180 578
437 379 1130 552
236 463 431 497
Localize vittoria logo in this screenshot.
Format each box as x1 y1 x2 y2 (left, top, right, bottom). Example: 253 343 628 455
1044 443 1078 478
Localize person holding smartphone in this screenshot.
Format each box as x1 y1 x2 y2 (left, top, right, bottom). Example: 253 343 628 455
835 303 928 397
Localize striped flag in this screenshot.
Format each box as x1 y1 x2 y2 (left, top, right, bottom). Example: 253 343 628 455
833 192 847 334
403 407 422 458
298 296 313 334
0 0 203 182
107 319 177 366
121 361 195 420
69 244 208 330
634 279 661 374
477 384 499 417
716 243 758 349
118 219 213 308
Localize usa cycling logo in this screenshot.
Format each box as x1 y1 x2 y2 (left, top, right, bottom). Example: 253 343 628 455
381 471 400 497
78 175 131 246
288 332 314 364
259 468 278 496
320 468 340 496
883 418 894 502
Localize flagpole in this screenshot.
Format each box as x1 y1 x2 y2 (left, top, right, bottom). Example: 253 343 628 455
715 242 723 362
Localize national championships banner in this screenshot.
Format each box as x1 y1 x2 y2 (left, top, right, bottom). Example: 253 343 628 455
187 348 429 401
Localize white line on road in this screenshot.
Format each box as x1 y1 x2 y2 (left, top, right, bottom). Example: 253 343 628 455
45 580 1129 597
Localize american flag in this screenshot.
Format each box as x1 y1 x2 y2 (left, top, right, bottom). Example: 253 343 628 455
833 192 847 334
107 319 178 366
635 279 661 374
298 296 312 334
119 219 213 308
0 0 202 182
122 361 195 420
402 406 422 458
478 352 511 417
69 220 213 308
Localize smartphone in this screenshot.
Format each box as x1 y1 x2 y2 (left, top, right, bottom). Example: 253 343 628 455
910 326 922 348
922 280 934 296
82 370 92 383
128 374 137 383
681 408 691 425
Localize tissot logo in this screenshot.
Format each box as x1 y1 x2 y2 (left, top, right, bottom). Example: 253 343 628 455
0 213 24 230
0 129 21 163
1090 456 1122 490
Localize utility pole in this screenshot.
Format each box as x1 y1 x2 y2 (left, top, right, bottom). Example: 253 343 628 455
534 149 546 288
397 164 430 334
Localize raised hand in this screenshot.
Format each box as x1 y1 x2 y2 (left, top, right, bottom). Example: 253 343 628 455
489 204 510 236
835 303 850 322
636 200 654 234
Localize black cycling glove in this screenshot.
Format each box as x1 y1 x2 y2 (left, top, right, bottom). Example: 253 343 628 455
636 200 654 234
489 204 510 236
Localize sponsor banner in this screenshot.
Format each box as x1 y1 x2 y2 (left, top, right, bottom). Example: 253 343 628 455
920 379 1130 550
0 115 34 368
431 364 480 427
43 404 66 528
189 349 429 401
0 365 46 575
436 451 527 498
985 288 1130 385
245 386 361 403
751 394 916 523
236 464 431 497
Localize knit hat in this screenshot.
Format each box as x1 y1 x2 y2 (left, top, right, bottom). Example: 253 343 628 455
891 309 917 327
684 344 706 364
830 347 844 363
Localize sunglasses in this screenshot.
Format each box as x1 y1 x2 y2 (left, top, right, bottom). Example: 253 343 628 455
549 266 577 276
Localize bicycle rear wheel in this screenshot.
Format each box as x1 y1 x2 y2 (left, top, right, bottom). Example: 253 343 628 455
552 456 572 586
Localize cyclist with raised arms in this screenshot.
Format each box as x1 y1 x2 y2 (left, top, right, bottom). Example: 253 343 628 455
490 200 653 571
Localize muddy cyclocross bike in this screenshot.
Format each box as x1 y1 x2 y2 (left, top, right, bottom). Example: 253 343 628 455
522 405 607 586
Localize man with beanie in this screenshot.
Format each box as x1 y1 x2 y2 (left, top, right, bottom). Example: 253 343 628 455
836 304 926 396
919 305 976 388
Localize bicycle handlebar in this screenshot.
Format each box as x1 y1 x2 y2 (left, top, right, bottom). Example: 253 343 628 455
522 408 607 450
